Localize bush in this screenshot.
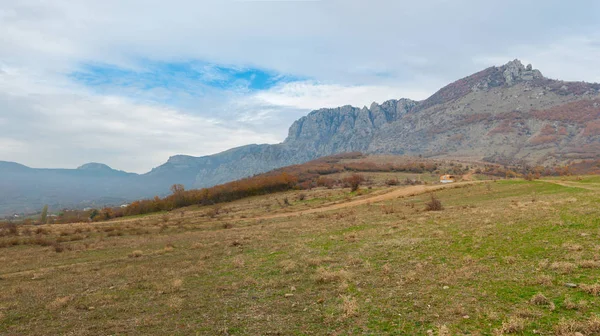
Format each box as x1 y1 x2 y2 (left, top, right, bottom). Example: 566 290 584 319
128 250 143 258
0 222 18 237
425 194 443 211
385 178 399 186
317 177 336 189
53 243 65 253
344 174 365 192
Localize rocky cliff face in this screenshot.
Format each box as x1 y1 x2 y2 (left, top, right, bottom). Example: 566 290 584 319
164 59 600 188
4 59 600 215
144 98 419 188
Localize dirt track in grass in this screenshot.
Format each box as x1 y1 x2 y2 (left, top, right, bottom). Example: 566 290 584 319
248 180 485 220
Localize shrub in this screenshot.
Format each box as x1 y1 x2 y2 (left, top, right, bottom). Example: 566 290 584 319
128 250 143 258
53 243 65 253
580 283 600 296
385 178 399 186
498 317 526 334
317 177 336 189
530 293 550 305
425 194 443 211
344 174 365 192
0 222 18 237
381 204 395 214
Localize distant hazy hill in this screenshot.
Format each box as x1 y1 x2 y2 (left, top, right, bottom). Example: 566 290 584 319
0 162 157 215
2 59 600 215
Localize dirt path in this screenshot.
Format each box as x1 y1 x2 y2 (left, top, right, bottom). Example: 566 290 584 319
248 181 484 221
541 180 599 191
461 171 474 181
0 181 484 279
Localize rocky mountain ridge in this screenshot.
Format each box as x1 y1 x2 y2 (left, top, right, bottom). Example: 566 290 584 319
2 59 600 215
159 59 600 188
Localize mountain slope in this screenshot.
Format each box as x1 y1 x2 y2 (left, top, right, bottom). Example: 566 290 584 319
148 99 419 189
2 59 600 215
156 60 600 189
370 60 600 164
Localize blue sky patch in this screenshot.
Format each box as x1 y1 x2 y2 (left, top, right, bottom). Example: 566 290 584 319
70 60 302 100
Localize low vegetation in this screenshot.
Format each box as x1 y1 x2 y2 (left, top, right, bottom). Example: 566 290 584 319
7 153 579 225
1 172 600 334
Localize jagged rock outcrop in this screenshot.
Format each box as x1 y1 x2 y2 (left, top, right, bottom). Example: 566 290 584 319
142 59 600 188
171 59 600 188
3 59 600 215
284 98 417 154
146 98 419 188
502 59 543 85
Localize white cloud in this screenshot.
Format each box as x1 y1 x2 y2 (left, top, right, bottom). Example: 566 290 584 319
1 0 600 172
254 81 431 110
0 69 279 173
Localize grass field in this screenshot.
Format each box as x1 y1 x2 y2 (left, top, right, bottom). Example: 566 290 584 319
1 175 600 335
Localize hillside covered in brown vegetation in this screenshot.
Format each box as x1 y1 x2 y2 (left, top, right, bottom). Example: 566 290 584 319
22 153 578 224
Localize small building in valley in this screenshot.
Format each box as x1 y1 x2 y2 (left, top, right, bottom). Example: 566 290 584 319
440 175 455 183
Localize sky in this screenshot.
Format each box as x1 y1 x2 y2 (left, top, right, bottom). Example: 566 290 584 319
1 0 600 173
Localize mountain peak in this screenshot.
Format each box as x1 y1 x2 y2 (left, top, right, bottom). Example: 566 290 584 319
77 162 113 171
501 59 543 85
503 58 525 68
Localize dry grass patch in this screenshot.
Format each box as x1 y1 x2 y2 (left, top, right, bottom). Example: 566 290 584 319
549 261 577 274
578 259 600 268
533 274 554 286
314 267 350 284
171 279 184 292
563 242 583 251
128 250 143 258
589 314 600 333
343 232 359 242
278 259 298 273
159 245 175 254
340 295 358 318
167 296 184 309
553 318 581 335
346 255 363 266
381 204 395 214
46 296 73 310
554 315 600 335
437 325 451 336
580 283 600 296
306 256 335 267
497 316 526 334
232 255 245 268
530 292 550 306
381 263 391 276
563 296 587 310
